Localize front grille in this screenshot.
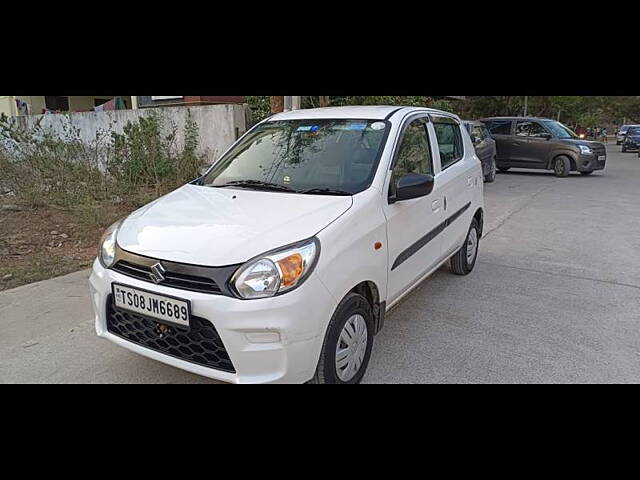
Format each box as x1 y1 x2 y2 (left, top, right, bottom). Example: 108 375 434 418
591 144 606 157
113 260 222 294
106 297 235 373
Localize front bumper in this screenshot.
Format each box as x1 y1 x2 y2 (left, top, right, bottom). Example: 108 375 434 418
624 140 639 150
89 259 338 383
576 153 606 172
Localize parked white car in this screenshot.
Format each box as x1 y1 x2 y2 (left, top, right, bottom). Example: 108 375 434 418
89 106 485 384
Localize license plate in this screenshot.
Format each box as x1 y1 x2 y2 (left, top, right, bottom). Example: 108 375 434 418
112 283 191 327
598 155 606 161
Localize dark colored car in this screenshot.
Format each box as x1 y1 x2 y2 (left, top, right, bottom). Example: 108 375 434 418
463 120 497 182
621 126 640 153
616 125 640 145
479 117 607 177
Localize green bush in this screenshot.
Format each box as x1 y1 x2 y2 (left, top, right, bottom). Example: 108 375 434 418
0 111 206 224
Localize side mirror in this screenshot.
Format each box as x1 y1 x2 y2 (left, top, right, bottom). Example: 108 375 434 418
390 173 435 204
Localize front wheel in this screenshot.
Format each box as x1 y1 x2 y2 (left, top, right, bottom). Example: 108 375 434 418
622 144 627 152
484 157 497 183
450 218 480 276
309 293 374 384
553 155 571 177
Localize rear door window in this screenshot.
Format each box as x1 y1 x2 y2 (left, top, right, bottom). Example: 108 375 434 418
487 120 513 135
433 121 463 170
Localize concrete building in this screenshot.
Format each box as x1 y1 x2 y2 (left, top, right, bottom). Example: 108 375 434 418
0 96 249 117
0 96 136 116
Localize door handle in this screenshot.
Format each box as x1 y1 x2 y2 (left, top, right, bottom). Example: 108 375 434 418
431 199 441 212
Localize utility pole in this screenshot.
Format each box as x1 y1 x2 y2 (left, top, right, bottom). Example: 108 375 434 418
523 96 528 116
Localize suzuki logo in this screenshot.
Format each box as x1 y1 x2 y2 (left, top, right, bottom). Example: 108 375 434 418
149 262 166 284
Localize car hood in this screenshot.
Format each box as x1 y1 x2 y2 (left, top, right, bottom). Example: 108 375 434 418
559 138 605 148
117 184 352 266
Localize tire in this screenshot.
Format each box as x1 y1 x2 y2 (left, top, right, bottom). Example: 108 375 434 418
553 155 571 177
581 171 593 175
498 167 510 173
450 218 480 276
622 144 627 152
484 157 497 183
309 292 374 384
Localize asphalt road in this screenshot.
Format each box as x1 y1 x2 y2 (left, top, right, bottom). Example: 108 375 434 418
2 143 639 383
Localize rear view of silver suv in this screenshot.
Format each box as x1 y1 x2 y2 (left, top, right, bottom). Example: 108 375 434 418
480 117 606 177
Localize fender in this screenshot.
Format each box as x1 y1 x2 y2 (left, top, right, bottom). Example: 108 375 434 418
546 148 578 170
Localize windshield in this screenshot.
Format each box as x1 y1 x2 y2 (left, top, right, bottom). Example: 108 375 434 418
542 120 577 139
628 127 640 136
202 119 389 195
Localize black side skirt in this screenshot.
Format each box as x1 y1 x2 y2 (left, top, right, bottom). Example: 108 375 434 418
391 202 471 271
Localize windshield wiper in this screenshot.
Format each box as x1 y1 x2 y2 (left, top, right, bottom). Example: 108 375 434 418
301 188 352 196
217 180 299 193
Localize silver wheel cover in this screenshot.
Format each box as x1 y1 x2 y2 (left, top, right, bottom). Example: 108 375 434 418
466 228 478 266
335 314 368 382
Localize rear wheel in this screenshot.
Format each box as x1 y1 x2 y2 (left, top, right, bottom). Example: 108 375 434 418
484 157 497 183
553 155 571 177
309 293 374 384
450 218 480 276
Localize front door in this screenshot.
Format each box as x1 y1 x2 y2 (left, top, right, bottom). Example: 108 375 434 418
383 116 445 303
471 124 491 164
512 120 553 167
522 121 553 167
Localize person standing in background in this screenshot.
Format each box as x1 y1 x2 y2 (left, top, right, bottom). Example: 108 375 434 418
601 127 608 143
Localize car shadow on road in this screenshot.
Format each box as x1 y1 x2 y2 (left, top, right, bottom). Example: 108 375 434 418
498 170 600 178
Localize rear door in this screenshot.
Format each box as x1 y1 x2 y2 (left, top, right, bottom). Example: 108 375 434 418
383 115 445 303
485 119 514 162
430 114 474 259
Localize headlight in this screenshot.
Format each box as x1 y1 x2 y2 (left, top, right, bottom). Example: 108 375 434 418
579 145 593 155
231 238 319 299
99 220 123 268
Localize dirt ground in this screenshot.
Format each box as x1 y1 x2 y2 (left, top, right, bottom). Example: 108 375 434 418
0 196 133 292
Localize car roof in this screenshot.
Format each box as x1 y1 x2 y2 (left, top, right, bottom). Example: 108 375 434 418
479 116 555 122
268 105 459 122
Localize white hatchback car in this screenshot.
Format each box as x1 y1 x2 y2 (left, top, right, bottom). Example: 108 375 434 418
89 106 485 384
